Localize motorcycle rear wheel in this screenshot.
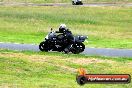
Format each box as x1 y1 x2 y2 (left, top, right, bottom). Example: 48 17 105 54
71 42 85 54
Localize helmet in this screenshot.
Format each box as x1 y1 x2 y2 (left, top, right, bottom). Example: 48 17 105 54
60 24 66 28
59 24 67 33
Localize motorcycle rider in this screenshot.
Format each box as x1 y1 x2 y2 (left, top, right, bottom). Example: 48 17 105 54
56 24 74 53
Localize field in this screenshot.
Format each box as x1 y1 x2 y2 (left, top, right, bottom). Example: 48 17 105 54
0 6 132 48
1 0 132 3
0 49 132 88
0 3 132 88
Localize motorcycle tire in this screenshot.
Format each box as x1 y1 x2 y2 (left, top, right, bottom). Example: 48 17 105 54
71 42 85 54
39 41 50 52
72 1 75 5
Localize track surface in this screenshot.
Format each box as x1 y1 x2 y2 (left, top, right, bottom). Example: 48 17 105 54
0 2 132 7
0 42 132 57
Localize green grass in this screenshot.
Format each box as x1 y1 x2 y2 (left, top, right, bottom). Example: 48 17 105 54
1 0 132 3
0 49 132 88
0 6 132 48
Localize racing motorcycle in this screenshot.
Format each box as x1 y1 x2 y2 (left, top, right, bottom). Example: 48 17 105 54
39 28 88 54
72 0 83 5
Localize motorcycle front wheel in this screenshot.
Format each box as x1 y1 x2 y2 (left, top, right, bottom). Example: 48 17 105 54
39 41 51 52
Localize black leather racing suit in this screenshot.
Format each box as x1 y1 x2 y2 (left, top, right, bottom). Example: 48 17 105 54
56 29 74 50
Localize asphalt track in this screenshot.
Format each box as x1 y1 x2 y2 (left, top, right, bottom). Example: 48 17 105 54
0 2 132 7
0 42 132 57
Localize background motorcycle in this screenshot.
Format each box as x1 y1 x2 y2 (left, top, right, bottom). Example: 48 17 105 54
39 28 88 54
72 0 83 5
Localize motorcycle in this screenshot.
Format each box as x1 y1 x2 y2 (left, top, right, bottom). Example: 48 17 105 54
72 0 83 5
39 28 88 54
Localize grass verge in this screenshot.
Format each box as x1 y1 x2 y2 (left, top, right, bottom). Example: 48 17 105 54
0 49 132 88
